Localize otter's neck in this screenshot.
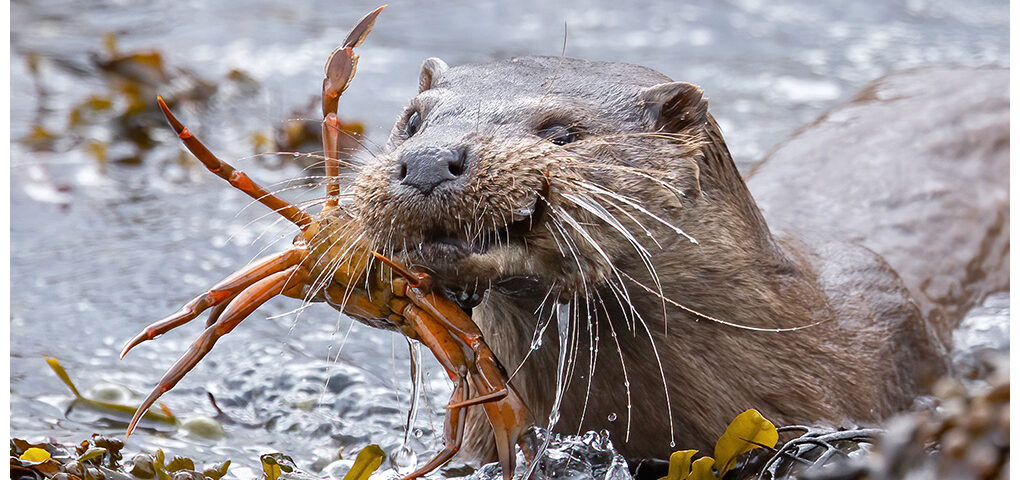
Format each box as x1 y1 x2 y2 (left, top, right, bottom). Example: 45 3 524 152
637 117 829 331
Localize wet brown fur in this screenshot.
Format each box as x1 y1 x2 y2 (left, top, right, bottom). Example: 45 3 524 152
351 57 1005 464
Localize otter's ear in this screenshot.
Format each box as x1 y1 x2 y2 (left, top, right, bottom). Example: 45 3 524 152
640 82 708 132
419 57 449 93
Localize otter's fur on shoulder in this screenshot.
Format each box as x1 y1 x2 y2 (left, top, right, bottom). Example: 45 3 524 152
350 56 1002 464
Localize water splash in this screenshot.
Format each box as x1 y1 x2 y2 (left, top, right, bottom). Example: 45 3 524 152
471 428 632 480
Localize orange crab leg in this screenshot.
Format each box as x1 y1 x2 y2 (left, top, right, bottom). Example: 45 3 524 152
398 302 473 479
321 6 384 205
372 253 484 346
322 113 342 206
125 265 308 438
372 252 420 286
402 375 468 480
445 389 508 410
119 249 305 359
405 290 527 425
204 301 231 328
156 97 316 231
380 257 530 480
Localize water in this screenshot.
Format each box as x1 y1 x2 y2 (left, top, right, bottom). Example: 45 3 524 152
524 302 575 480
11 0 1008 477
470 428 631 480
394 339 424 476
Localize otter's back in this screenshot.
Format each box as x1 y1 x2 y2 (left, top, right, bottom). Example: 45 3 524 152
746 66 1009 343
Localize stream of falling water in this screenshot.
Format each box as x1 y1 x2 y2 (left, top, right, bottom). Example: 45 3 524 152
393 338 424 475
521 301 573 480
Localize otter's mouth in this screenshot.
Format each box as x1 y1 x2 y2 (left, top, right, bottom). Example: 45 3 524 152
416 190 548 312
415 188 547 263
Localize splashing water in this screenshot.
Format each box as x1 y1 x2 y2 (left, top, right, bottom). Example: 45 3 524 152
471 428 632 480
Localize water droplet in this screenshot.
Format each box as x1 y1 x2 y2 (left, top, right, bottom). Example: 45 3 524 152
669 441 676 448
607 412 617 422
392 446 417 475
413 428 424 438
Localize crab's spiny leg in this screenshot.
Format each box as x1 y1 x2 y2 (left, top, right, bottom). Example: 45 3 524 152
204 300 230 328
489 402 519 480
371 251 421 286
399 306 472 479
406 287 483 349
322 113 342 206
445 388 508 410
402 374 468 480
156 97 316 231
119 249 304 359
125 265 308 438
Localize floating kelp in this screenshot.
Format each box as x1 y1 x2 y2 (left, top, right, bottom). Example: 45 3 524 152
10 435 384 480
779 365 1009 480
10 436 231 480
15 372 1009 480
20 33 217 164
19 31 365 173
45 357 177 426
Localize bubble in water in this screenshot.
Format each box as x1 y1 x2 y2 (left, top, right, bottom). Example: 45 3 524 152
392 446 417 476
413 428 424 438
607 412 617 422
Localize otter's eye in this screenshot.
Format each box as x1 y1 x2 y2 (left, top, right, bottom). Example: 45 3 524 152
405 111 422 137
538 124 577 146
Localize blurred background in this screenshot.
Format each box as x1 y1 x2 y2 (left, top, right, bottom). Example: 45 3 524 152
10 0 1008 477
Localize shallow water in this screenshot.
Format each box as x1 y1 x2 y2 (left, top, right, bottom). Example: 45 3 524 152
11 0 1009 477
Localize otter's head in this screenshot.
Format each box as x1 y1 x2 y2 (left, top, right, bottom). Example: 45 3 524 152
353 56 724 299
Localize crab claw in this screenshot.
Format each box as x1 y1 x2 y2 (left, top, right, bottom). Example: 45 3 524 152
322 5 386 116
343 5 386 49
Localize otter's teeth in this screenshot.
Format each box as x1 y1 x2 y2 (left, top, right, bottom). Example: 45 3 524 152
511 196 538 223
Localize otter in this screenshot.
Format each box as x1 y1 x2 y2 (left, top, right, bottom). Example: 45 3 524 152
351 57 1008 466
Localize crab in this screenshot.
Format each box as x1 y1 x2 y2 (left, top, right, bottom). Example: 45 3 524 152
119 7 533 479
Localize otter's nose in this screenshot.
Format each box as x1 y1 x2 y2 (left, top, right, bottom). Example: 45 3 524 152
397 146 466 194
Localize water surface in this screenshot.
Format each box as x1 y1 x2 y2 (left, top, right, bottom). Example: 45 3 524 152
11 0 1008 476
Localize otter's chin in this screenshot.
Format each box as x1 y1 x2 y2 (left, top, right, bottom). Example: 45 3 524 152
410 243 506 282
414 237 473 267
